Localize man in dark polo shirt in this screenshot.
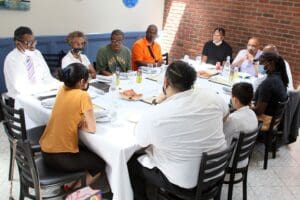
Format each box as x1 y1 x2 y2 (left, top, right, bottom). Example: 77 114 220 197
201 27 232 65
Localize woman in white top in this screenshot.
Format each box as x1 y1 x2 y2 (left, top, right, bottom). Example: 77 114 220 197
61 31 96 78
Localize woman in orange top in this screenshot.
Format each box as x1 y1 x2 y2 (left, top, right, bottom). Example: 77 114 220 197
40 63 105 186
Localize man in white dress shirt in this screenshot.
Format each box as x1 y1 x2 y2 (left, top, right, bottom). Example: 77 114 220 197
223 82 258 168
232 37 262 77
128 60 228 200
4 26 60 99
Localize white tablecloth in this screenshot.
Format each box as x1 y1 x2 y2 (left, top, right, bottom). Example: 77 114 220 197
15 73 234 200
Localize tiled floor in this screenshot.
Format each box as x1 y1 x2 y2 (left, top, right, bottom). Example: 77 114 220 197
0 121 299 200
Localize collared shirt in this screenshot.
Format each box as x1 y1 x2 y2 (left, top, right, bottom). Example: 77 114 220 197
61 51 91 69
135 88 228 189
233 49 262 76
4 48 60 99
131 37 163 70
223 106 258 168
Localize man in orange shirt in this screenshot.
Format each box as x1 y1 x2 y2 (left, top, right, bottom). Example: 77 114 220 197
132 24 164 70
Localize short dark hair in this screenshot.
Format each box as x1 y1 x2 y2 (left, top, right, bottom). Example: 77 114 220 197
213 27 225 36
165 60 197 92
58 63 89 88
232 82 253 106
14 26 33 41
111 29 124 40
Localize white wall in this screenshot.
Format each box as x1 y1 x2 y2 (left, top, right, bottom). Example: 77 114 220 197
1 0 164 37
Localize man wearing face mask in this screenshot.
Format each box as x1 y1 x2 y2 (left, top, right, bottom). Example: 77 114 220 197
62 31 96 78
96 29 131 76
128 61 228 200
201 27 232 65
131 24 164 71
253 44 294 91
3 26 61 100
232 37 262 76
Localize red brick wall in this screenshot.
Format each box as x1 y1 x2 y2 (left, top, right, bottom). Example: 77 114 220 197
162 0 300 87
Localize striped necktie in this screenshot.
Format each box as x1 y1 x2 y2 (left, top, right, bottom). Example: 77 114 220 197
25 55 36 83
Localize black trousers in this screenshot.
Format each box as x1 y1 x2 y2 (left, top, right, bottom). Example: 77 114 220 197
128 152 189 200
42 146 105 176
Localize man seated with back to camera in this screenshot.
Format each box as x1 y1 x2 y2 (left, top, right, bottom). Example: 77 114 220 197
224 82 258 167
128 60 228 200
96 29 131 76
201 27 232 65
4 26 60 101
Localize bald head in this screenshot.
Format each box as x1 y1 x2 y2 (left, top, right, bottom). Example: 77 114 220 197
263 44 279 55
146 24 158 43
247 37 261 55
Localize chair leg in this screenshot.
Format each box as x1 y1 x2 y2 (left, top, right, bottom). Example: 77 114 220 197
242 171 248 200
227 173 235 200
264 133 271 170
272 136 277 159
214 186 222 200
8 148 13 181
19 182 25 200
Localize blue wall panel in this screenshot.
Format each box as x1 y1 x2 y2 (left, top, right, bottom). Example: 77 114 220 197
0 31 144 93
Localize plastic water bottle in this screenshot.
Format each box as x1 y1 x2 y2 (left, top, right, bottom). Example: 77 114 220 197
229 66 234 82
115 67 120 86
110 74 117 91
223 56 231 79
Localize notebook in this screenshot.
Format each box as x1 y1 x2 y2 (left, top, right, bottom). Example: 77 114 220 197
90 81 110 93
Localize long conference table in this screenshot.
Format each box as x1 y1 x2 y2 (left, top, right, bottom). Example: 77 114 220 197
15 64 253 200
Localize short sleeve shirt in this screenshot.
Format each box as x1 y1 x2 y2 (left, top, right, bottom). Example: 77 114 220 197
39 86 93 153
96 45 131 73
131 37 163 70
254 73 287 115
202 40 232 65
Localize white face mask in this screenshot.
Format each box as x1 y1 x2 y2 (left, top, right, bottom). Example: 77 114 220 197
213 40 223 46
24 49 35 57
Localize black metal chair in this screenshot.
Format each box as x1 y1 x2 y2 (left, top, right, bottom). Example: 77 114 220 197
259 98 289 169
12 138 86 199
42 50 66 78
162 53 169 65
223 123 262 200
155 140 237 200
0 97 46 180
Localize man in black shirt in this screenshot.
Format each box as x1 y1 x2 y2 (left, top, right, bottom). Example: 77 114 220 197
201 27 232 65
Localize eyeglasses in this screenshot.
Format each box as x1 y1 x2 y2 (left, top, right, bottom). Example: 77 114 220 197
111 39 123 44
18 39 37 47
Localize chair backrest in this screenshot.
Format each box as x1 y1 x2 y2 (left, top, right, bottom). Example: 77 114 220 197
162 52 169 65
230 123 262 169
42 50 66 77
0 97 27 140
269 98 289 132
15 139 41 199
195 140 237 199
